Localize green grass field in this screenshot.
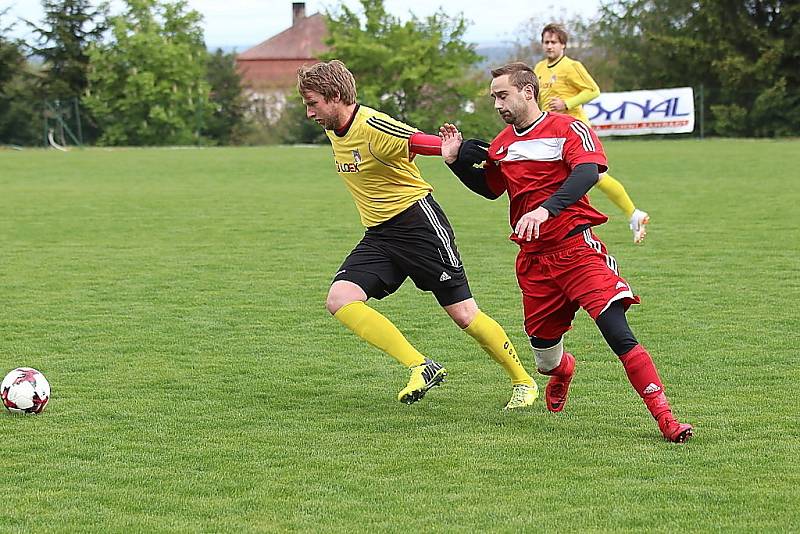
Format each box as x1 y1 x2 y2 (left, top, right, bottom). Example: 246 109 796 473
1 139 798 532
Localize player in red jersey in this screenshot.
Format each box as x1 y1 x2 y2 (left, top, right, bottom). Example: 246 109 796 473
439 62 693 443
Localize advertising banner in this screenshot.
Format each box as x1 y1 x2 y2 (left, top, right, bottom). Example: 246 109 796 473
585 87 695 136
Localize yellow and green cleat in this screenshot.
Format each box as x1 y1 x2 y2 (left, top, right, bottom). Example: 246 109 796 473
398 358 447 405
503 382 539 410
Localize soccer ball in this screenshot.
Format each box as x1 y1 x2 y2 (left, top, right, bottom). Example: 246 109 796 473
1 367 51 414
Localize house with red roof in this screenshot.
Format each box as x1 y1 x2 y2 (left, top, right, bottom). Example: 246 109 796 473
236 3 329 121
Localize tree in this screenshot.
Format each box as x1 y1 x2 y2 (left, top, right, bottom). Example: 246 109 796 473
322 0 483 134
24 0 108 99
84 0 212 145
0 9 40 145
23 0 109 143
203 48 247 145
0 8 22 93
275 98 329 145
591 0 800 136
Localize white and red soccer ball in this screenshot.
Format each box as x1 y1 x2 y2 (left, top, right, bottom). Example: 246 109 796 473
1 367 50 414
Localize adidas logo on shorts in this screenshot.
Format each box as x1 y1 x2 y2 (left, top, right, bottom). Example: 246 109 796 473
439 271 452 282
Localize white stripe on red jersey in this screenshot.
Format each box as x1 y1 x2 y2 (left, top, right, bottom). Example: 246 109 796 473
484 112 610 252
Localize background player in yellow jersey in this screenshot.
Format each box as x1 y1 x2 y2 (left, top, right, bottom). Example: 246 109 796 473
535 23 650 243
297 60 538 409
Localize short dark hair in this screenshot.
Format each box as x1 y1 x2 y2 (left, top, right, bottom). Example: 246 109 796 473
490 62 539 101
542 23 568 46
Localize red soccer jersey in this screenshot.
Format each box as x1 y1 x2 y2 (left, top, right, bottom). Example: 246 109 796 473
484 112 609 252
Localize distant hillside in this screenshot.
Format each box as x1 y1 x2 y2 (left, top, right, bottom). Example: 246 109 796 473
475 44 515 70
207 45 248 54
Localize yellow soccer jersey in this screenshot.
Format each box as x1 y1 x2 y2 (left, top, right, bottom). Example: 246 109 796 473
534 55 600 126
325 105 433 228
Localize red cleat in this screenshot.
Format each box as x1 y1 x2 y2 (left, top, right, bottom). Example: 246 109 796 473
544 352 576 413
659 415 694 443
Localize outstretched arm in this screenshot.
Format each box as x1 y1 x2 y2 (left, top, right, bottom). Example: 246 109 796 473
439 123 500 200
408 132 443 156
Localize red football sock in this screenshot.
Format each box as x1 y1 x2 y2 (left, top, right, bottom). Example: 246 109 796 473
619 344 672 420
539 352 571 377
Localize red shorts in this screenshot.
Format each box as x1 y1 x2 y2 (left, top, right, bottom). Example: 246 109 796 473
516 229 640 339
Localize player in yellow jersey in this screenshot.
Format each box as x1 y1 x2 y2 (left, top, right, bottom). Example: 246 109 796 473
534 23 650 243
297 60 538 409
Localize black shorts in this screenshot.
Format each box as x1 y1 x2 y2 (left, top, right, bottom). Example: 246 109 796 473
333 194 472 307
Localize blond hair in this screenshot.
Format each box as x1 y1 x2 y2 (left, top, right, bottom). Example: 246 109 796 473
297 60 357 105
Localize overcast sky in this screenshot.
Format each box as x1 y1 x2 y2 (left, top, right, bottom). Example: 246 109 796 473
1 0 603 49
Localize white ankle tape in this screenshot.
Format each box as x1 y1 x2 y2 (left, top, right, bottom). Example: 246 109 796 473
533 340 564 372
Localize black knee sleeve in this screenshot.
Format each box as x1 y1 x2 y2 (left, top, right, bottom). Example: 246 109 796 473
529 335 563 349
595 301 639 356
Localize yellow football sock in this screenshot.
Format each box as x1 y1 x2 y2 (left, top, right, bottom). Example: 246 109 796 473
333 301 427 368
464 311 534 386
596 173 636 218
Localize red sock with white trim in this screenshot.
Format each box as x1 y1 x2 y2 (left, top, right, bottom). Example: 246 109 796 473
620 344 693 442
618 344 671 420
